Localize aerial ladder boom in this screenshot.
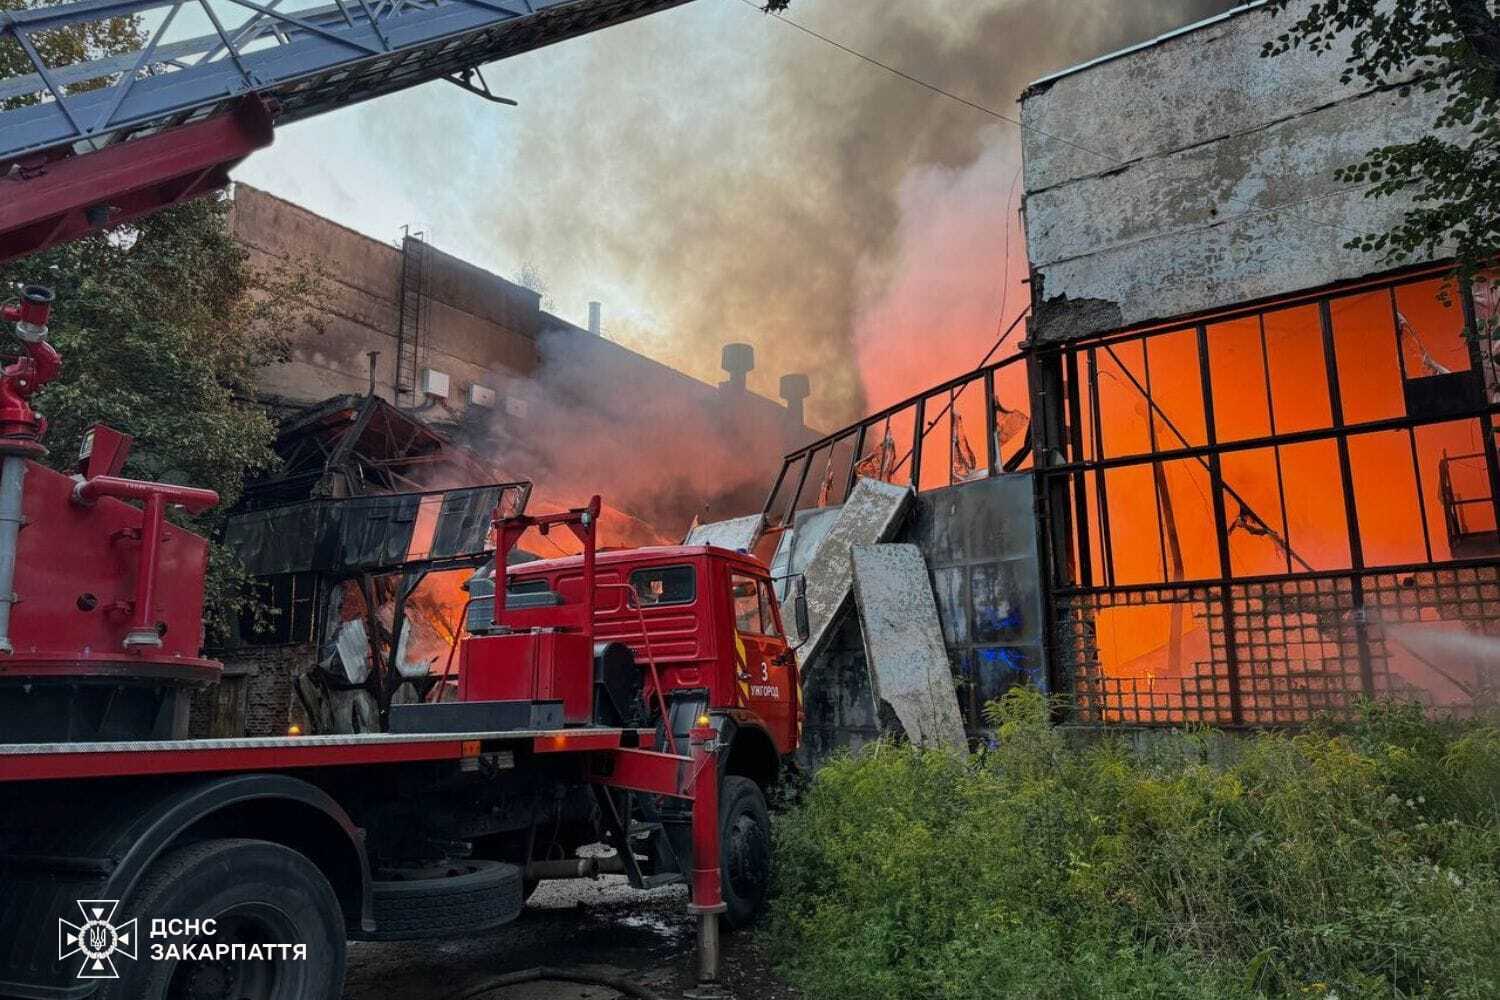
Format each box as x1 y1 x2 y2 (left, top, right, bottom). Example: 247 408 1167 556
0 0 693 262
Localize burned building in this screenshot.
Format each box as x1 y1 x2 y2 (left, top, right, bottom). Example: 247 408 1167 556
203 187 819 737
1021 1 1497 724
230 184 817 536
763 0 1496 740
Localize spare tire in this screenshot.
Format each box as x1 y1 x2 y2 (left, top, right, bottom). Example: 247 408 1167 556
368 860 523 940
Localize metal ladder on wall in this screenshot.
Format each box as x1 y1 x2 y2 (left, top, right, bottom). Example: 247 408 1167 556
0 0 694 262
396 229 427 403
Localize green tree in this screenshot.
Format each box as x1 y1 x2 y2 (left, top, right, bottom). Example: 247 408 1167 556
0 196 323 642
0 0 139 108
1263 1 1500 296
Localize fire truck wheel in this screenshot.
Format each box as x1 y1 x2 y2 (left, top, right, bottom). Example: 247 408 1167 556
718 776 771 931
104 838 346 1000
369 859 524 938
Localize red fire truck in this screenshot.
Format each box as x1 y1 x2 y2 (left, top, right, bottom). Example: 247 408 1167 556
0 285 807 1000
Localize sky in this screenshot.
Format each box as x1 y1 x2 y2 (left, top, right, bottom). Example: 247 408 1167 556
233 0 1236 431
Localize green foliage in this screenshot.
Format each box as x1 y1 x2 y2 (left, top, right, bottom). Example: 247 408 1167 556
771 692 1500 1000
1261 1 1500 287
0 0 140 110
0 196 323 643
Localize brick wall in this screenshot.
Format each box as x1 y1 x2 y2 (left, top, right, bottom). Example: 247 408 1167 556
190 645 314 738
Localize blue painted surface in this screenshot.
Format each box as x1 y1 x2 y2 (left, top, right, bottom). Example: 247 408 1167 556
907 474 1047 726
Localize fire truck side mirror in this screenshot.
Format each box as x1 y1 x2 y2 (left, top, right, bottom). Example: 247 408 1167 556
791 575 810 641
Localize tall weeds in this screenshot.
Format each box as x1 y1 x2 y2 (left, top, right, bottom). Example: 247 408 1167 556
770 692 1500 1000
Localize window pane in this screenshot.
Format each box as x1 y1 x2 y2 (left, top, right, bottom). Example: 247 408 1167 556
630 565 696 607
1331 289 1404 425
1416 420 1495 560
1207 317 1272 443
1347 429 1427 567
861 404 917 486
1395 278 1469 375
813 434 859 507
1104 463 1164 585
1264 305 1332 434
758 581 782 637
1156 458 1220 581
1074 351 1096 463
775 454 812 523
951 376 989 482
1472 270 1499 401
731 573 761 633
1278 438 1351 571
918 392 952 492
1084 472 1106 587
1098 339 1152 458
994 359 1033 471
1146 328 1207 449
1221 448 1291 577
790 445 830 512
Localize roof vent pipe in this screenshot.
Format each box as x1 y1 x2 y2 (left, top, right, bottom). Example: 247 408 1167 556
779 373 811 427
587 301 602 336
720 343 754 392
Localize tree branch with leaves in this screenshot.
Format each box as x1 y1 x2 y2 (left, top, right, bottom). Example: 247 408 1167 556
1263 0 1499 299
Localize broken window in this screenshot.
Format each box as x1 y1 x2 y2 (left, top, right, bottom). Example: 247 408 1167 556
1037 271 1500 725
1416 420 1495 560
241 572 318 646
1220 448 1293 577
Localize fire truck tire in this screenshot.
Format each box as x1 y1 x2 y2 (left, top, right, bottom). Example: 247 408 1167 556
369 859 524 939
718 776 771 931
103 838 346 1000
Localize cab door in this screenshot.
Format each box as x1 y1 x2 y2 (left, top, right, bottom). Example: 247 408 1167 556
728 570 795 752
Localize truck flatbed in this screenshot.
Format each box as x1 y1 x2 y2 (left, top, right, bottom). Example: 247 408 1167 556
0 726 654 782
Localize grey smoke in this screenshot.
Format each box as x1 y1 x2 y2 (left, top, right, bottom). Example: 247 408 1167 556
373 0 1236 428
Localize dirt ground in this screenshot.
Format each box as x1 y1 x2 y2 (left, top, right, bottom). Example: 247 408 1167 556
343 876 800 1000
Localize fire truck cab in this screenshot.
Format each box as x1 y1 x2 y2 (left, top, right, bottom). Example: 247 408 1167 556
467 546 803 775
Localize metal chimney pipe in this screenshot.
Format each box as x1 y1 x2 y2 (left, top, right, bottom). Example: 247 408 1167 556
779 373 811 427
588 301 602 336
721 343 754 392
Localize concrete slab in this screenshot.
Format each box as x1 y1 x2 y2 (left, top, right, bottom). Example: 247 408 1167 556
683 513 764 552
768 505 841 608
795 477 913 672
851 544 967 749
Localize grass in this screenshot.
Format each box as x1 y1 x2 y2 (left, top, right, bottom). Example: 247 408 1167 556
768 691 1500 1000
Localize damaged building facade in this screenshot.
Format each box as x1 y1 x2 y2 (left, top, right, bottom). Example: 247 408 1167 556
231 184 816 534
202 187 817 737
765 1 1498 743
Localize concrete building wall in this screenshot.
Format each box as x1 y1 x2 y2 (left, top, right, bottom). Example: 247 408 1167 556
1020 0 1453 343
230 183 817 530
230 184 543 418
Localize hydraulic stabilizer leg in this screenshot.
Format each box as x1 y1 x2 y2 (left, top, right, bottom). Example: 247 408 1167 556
684 722 727 999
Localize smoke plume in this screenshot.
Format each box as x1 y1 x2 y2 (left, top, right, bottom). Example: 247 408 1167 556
366 0 1235 430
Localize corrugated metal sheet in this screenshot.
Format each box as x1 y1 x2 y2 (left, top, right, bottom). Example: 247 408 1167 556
223 484 522 576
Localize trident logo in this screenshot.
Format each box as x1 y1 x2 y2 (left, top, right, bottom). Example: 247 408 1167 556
59 900 137 979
